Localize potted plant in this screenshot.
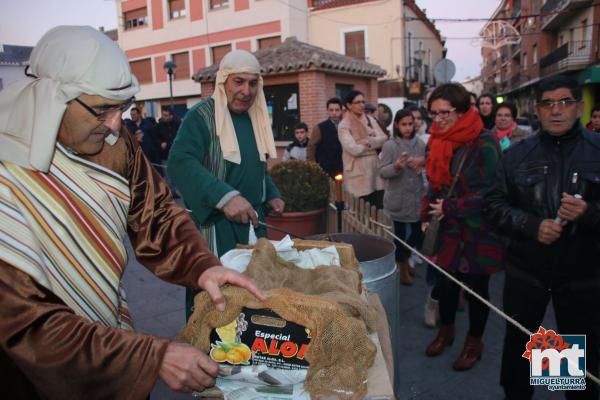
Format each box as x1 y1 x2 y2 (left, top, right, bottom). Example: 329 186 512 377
266 160 330 240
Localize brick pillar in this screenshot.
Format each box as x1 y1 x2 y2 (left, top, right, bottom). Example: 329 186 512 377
299 70 328 130
201 81 215 98
366 77 379 104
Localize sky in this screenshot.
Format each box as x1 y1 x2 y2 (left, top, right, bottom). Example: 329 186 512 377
0 0 501 81
415 0 500 81
0 0 119 45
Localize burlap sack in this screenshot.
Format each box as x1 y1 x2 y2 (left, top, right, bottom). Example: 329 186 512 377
179 238 377 399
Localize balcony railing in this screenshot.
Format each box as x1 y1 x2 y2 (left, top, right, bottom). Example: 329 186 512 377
541 0 592 30
539 40 592 76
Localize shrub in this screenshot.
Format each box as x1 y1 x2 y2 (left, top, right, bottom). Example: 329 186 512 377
269 160 330 212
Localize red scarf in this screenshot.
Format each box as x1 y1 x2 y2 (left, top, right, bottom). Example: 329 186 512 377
496 122 516 141
426 107 483 190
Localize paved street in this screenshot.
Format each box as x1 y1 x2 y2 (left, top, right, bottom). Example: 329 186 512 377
122 243 563 400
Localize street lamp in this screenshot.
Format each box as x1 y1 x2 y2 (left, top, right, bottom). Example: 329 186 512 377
413 49 426 82
163 60 177 112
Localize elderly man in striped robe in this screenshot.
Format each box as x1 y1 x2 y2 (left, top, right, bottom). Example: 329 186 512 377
0 26 264 399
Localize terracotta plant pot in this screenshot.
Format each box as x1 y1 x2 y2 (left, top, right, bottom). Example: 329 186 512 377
265 208 325 240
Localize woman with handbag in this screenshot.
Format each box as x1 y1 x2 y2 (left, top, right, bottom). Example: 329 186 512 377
338 90 388 209
421 83 504 371
379 109 426 286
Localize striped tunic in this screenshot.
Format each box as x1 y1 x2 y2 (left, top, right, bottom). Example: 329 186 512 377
0 144 132 329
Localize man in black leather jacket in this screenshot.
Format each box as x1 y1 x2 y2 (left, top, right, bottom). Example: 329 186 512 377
485 75 600 399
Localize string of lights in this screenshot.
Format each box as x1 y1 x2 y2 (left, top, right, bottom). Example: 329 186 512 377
273 0 598 41
404 3 599 23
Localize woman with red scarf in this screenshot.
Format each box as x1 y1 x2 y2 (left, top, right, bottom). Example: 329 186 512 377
490 102 530 151
421 83 504 371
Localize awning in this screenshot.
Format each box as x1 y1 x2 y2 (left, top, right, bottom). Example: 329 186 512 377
578 65 600 85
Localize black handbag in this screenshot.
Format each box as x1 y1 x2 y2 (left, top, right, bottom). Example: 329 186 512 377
420 149 469 257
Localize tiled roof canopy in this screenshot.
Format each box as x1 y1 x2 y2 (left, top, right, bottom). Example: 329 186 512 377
192 37 386 82
0 45 33 66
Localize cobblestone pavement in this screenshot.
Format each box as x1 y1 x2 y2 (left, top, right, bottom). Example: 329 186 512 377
122 244 565 400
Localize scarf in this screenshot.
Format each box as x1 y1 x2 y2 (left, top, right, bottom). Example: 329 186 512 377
426 107 483 190
496 122 516 141
213 50 276 164
343 112 372 142
0 26 139 172
496 122 517 150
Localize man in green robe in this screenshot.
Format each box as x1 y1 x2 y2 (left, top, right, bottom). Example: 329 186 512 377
168 50 284 316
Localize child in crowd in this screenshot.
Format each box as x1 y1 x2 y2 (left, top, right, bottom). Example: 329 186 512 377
587 104 600 133
282 122 309 161
379 109 426 285
406 105 430 145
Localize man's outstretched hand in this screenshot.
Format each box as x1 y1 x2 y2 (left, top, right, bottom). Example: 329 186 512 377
197 266 266 311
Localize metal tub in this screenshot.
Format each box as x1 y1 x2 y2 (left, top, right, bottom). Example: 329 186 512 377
310 232 400 395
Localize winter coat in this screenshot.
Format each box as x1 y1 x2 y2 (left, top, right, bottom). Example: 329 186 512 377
378 136 426 222
484 122 600 285
338 113 388 197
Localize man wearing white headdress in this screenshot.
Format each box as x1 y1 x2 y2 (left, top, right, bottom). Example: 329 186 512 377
168 50 285 317
0 26 265 399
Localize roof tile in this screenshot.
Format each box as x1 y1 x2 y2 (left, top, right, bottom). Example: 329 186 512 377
193 37 386 81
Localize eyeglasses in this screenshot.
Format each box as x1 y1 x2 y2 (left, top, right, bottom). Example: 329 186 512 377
351 100 366 105
537 98 579 109
429 108 456 119
74 97 136 120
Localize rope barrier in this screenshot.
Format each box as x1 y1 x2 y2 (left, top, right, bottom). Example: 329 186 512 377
369 218 600 385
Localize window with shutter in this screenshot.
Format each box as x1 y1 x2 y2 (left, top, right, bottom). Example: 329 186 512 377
124 8 148 30
172 52 190 80
344 31 365 60
212 44 232 65
168 0 187 19
130 59 152 84
258 36 281 49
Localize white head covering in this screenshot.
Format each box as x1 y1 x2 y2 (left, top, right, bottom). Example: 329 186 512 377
213 50 276 164
0 25 139 172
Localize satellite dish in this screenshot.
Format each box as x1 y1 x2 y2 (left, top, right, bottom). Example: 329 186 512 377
434 59 456 83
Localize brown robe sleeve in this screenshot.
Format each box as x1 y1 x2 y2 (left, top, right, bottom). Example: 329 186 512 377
87 129 222 288
0 260 169 400
307 124 321 162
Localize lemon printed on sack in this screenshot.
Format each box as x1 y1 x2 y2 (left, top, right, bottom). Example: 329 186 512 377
216 319 237 343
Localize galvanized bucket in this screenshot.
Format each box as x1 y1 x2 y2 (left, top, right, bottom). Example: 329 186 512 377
309 232 400 395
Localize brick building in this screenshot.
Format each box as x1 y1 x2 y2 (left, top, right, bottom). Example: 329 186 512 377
117 0 307 118
480 0 600 124
193 36 384 145
116 0 442 142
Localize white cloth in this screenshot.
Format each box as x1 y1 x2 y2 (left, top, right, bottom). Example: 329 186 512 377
0 25 139 172
212 50 276 164
220 235 341 273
